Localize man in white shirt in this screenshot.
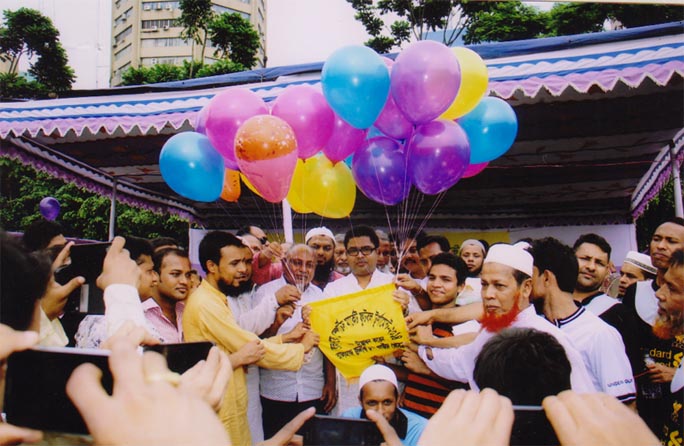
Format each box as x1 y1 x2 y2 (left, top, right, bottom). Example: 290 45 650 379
323 225 411 415
258 244 335 437
417 243 595 393
528 238 636 405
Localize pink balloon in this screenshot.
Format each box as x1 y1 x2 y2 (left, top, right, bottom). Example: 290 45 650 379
204 88 268 167
391 41 461 125
194 105 208 134
323 114 368 163
462 161 489 178
271 85 335 159
374 93 413 140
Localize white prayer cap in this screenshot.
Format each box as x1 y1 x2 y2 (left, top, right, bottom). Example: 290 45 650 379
305 227 335 244
623 251 657 275
460 239 486 254
484 243 534 277
359 364 398 391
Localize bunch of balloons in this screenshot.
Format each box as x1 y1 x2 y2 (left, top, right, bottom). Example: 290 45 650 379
159 40 518 217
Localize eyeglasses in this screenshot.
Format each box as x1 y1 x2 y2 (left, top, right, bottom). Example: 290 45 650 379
379 250 391 257
346 246 375 257
259 237 268 245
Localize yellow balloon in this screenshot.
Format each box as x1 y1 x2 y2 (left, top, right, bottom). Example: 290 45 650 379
240 173 263 198
300 154 356 218
287 159 312 214
440 47 489 120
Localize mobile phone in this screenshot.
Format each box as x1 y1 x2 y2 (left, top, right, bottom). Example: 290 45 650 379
303 415 383 445
55 242 111 314
4 346 113 434
511 405 558 446
144 341 214 374
361 407 407 438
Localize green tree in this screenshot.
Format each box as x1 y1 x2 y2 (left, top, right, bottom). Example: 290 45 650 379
0 8 74 98
177 0 214 77
195 59 244 77
0 158 190 245
208 12 260 69
463 2 547 44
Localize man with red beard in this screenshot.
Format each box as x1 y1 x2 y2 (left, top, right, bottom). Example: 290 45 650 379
417 243 594 393
653 250 684 445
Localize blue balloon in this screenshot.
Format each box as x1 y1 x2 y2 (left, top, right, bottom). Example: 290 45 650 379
322 45 390 130
458 97 518 164
159 132 224 202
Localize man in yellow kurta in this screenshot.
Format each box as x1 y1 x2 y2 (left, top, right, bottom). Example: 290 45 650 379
183 231 319 446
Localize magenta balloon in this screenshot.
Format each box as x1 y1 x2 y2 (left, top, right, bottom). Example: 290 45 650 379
374 93 414 140
204 88 268 166
407 119 470 195
462 161 489 178
323 114 368 163
352 137 411 205
194 105 209 134
271 85 335 159
391 41 461 125
39 197 60 221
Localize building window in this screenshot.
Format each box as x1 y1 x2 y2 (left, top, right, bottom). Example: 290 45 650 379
142 56 191 66
141 19 174 30
114 26 133 46
114 7 133 27
212 5 249 20
114 44 132 62
142 1 179 11
141 37 190 48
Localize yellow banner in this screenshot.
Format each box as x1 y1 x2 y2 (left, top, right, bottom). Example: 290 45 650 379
308 284 409 379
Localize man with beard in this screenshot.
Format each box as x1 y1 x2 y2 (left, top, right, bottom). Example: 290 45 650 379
618 251 657 299
183 231 319 446
653 250 684 445
416 243 594 392
528 238 636 405
258 244 336 437
621 219 684 435
333 233 350 275
305 227 344 290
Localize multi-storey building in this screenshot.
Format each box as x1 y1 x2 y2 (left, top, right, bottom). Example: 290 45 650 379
111 0 266 86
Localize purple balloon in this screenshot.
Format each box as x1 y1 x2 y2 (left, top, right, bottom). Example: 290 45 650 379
39 197 60 221
272 85 335 159
391 41 461 125
374 93 413 140
407 120 470 195
323 114 368 163
352 137 411 205
204 88 268 167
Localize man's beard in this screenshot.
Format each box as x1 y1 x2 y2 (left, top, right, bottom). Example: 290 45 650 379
218 278 253 298
314 258 334 283
652 309 684 340
480 293 522 333
335 264 351 275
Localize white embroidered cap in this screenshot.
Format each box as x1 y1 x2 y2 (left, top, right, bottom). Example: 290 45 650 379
623 251 657 276
305 227 335 244
484 243 534 277
358 364 398 391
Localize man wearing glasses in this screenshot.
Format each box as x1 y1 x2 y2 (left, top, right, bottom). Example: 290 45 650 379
323 225 411 416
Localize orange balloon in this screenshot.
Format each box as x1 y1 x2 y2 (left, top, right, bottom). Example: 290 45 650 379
234 115 298 162
220 169 241 202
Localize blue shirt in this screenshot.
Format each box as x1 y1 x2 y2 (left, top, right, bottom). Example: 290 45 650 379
342 407 427 446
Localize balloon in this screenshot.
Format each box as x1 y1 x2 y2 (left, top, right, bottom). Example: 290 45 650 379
440 47 489 120
323 114 368 163
203 88 268 168
194 105 209 134
352 137 411 205
159 132 224 202
220 169 241 202
321 45 390 129
235 115 298 203
462 161 489 178
374 92 413 140
271 85 335 159
301 154 356 218
39 197 60 221
458 97 518 164
407 120 470 195
240 173 263 198
287 159 312 214
391 40 461 124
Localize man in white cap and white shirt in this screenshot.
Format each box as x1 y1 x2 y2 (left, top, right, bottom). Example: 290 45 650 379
417 243 595 393
305 226 344 291
618 250 657 298
342 364 428 446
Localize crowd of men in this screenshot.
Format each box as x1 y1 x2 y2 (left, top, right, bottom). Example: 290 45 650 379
0 216 682 446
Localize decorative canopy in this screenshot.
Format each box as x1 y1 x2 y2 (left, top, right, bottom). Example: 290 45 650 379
1 22 682 229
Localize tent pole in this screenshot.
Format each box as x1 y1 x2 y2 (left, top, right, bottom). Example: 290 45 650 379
108 178 118 240
669 143 683 218
282 199 293 244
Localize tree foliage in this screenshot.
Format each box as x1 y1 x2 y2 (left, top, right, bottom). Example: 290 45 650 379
209 12 260 69
0 7 74 98
348 0 683 50
0 158 189 245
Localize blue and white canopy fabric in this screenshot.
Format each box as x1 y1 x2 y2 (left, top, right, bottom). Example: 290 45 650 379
1 22 682 228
